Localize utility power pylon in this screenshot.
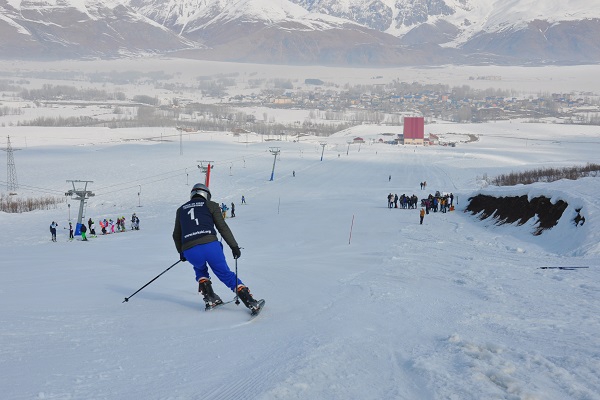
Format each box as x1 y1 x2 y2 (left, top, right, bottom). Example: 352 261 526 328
65 180 95 236
269 147 280 181
2 136 20 192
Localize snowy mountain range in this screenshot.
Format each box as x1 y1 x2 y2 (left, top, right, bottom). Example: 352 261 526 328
1 0 600 65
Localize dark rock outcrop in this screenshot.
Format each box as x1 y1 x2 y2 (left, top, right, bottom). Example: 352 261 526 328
465 194 568 236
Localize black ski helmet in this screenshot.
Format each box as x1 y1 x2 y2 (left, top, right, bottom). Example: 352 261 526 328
190 183 211 200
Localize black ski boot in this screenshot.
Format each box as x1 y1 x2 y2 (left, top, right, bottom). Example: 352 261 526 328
236 285 260 312
198 278 223 309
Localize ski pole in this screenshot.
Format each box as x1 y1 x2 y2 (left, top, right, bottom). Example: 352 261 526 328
234 258 240 305
122 260 181 303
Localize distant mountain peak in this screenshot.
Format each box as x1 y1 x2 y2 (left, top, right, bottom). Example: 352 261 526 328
1 0 599 65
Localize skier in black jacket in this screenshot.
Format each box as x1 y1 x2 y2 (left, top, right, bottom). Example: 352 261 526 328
80 223 88 241
173 183 261 312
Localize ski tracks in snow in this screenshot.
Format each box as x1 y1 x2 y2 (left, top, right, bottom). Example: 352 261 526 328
416 333 600 400
381 196 600 399
253 279 431 400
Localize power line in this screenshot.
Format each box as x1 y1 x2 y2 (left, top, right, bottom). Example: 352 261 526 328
0 180 64 196
93 151 268 192
95 173 185 197
1 148 272 199
93 167 192 192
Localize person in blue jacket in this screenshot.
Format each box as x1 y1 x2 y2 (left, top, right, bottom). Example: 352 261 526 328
172 183 260 311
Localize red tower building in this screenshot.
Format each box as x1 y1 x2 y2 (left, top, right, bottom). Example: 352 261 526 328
403 116 425 145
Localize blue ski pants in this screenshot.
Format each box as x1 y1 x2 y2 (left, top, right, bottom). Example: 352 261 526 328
183 241 243 291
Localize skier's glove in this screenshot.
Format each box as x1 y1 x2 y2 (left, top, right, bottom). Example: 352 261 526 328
232 247 241 259
179 253 187 262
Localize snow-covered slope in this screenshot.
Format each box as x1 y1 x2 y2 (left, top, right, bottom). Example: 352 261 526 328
1 115 600 399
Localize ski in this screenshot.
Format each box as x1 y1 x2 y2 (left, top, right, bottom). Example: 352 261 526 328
538 266 589 270
204 299 234 311
203 298 265 318
250 299 266 317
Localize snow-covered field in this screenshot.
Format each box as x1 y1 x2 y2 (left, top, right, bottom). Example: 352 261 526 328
1 61 600 399
3 59 600 98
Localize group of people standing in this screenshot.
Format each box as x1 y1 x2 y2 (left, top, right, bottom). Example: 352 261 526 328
421 191 455 214
96 214 140 235
97 217 121 235
418 191 455 225
385 182 456 226
220 202 236 218
49 212 140 242
387 193 419 209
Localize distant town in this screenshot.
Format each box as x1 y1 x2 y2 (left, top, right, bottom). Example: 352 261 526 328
226 77 600 125
2 71 600 140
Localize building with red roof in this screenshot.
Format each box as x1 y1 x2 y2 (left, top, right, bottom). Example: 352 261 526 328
403 117 424 145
